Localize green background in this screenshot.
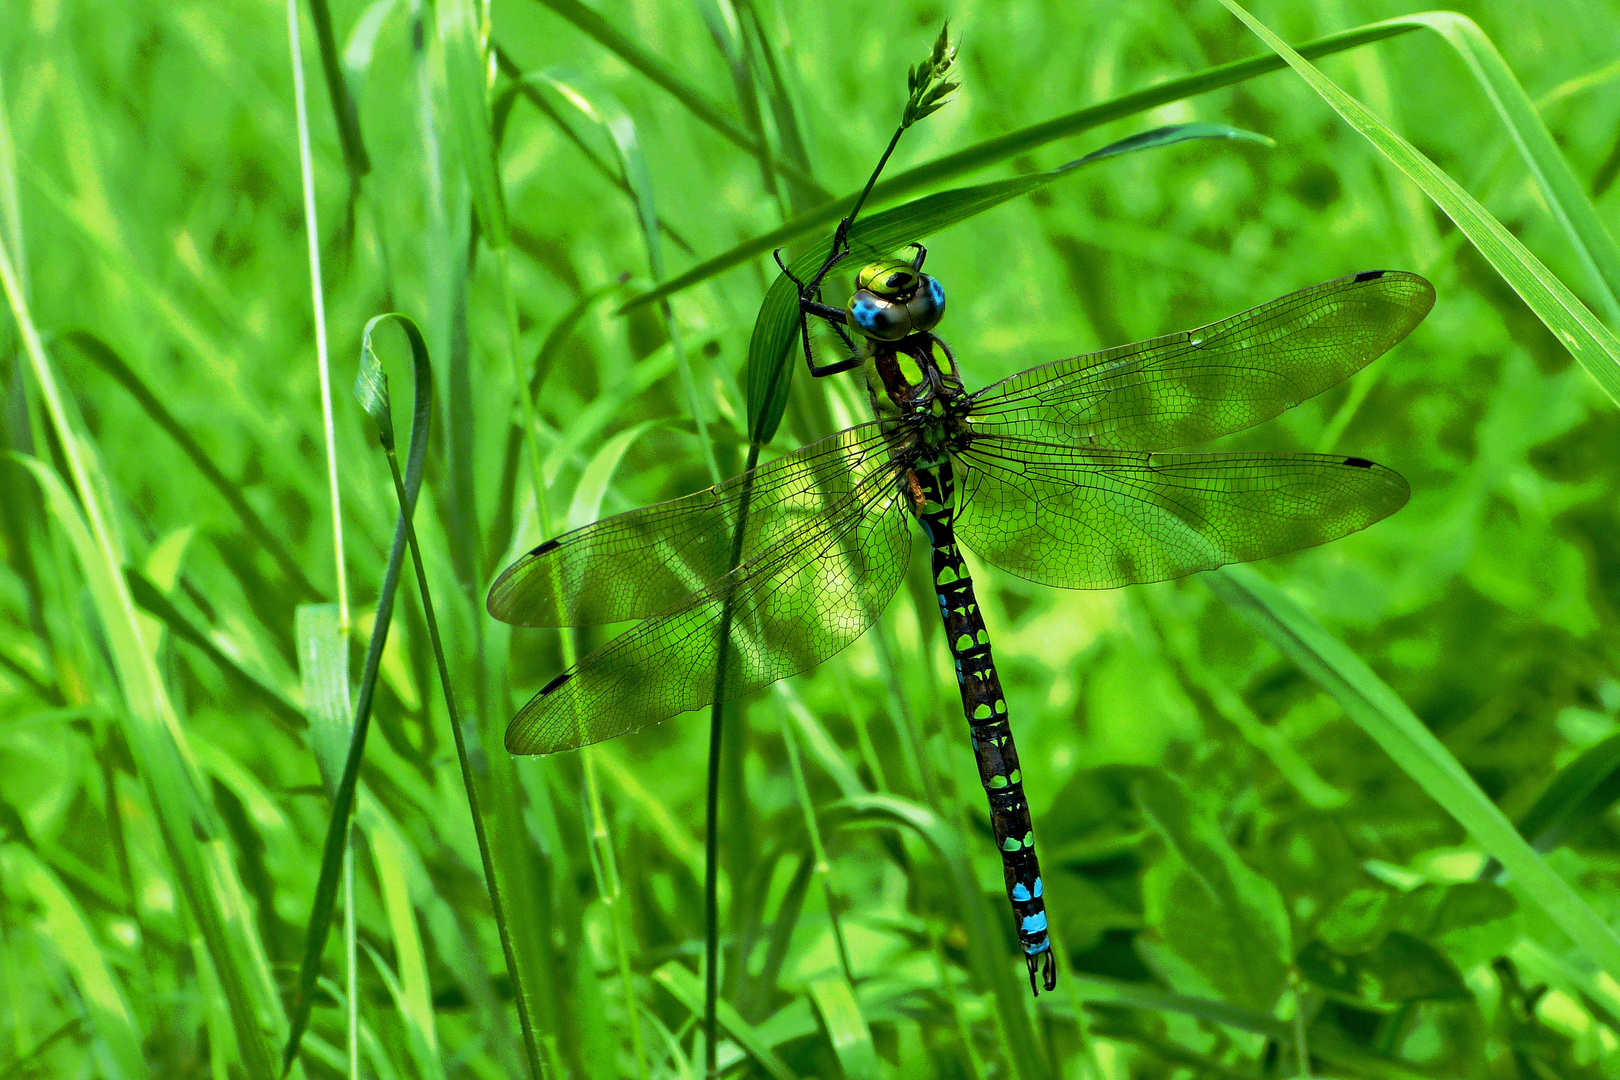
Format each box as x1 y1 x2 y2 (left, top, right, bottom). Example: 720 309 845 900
3 0 1620 1076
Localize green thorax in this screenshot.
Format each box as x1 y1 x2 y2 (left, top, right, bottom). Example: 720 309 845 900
861 332 971 464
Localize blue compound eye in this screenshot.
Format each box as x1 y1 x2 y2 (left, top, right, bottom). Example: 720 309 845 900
847 289 912 341
903 274 945 334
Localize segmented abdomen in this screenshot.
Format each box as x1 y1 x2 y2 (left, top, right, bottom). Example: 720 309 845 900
911 459 1056 994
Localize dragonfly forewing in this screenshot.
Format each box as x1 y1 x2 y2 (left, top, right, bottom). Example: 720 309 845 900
966 270 1434 452
487 423 897 627
504 442 914 754
953 438 1409 590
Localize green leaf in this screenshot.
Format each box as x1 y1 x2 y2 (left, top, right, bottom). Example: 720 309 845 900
1133 772 1291 1013
1207 563 1620 985
1217 0 1620 407
745 122 1270 444
1297 932 1468 1009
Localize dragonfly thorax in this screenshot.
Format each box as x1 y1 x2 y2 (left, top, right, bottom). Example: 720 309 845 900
862 331 970 458
847 256 946 342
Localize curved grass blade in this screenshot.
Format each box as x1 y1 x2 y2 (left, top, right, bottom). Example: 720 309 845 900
519 0 828 202
747 123 1270 444
828 793 1049 1080
1206 563 1620 984
621 21 1422 316
60 331 322 601
3 244 282 1076
1218 0 1620 406
281 315 431 1078
354 312 549 1080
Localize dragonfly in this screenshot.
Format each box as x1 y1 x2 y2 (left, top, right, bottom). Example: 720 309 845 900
488 232 1434 994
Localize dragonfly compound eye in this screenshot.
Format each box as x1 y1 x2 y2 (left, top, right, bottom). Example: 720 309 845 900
848 289 913 340
848 273 945 341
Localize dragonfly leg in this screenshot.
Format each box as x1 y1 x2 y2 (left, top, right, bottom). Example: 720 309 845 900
907 241 927 271
799 306 862 378
775 246 862 377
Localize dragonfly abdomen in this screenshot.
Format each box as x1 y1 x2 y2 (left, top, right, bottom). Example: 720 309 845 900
912 460 1057 994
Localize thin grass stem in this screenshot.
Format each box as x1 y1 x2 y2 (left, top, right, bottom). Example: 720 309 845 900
582 748 648 1079
776 700 853 985
286 7 357 1074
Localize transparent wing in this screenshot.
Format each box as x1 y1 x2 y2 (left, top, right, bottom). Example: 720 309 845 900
505 450 914 754
967 270 1434 451
488 423 898 627
954 435 1408 590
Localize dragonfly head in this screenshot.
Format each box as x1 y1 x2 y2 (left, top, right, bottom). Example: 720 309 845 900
847 248 945 342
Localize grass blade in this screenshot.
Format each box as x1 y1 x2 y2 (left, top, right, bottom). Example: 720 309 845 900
61 332 322 602
359 797 442 1077
281 314 432 1077
519 0 828 201
5 848 147 1080
746 123 1269 443
296 603 352 797
3 238 281 1075
301 0 371 185
806 975 877 1080
652 961 800 1080
621 21 1423 315
1395 12 1620 322
438 0 507 249
1217 0 1620 406
123 566 305 733
1206 563 1620 984
355 312 548 1079
517 69 717 483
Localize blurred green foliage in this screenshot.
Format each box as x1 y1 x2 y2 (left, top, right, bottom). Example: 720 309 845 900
3 0 1620 1077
